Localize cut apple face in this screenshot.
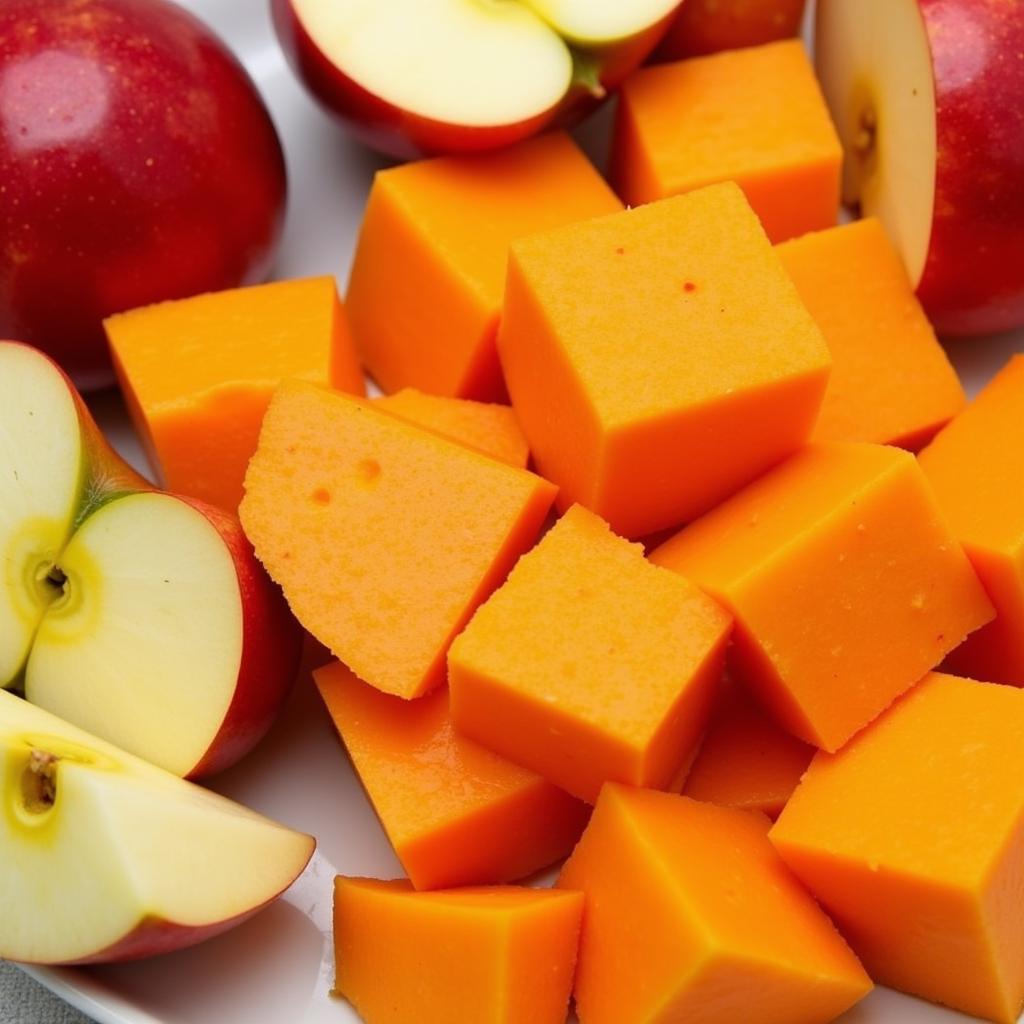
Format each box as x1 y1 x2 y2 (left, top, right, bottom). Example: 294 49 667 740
0 691 315 965
277 0 680 156
815 0 937 286
0 342 301 778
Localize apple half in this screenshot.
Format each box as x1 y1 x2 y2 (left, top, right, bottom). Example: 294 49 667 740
816 0 1024 335
272 0 682 158
0 690 314 965
0 342 302 778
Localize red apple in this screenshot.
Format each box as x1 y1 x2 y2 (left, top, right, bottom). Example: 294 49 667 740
816 0 1024 335
652 0 807 61
0 341 302 778
0 0 287 388
272 0 682 159
0 691 315 965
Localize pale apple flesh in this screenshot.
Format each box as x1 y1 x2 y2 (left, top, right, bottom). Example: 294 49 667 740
25 492 247 777
0 691 314 966
276 0 680 157
815 0 937 288
0 341 301 778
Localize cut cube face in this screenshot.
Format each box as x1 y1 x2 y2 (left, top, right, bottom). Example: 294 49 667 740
651 442 995 751
314 662 589 890
498 182 831 538
106 276 363 512
345 132 621 401
240 382 556 699
920 356 1024 685
449 504 732 803
334 878 583 1024
558 785 871 1024
772 673 1024 1024
776 218 965 449
612 39 841 242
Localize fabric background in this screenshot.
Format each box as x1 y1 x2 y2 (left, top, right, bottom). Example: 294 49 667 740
0 962 92 1024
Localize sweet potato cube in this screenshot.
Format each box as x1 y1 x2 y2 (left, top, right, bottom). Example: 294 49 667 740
651 442 994 751
449 505 731 804
558 785 871 1024
498 182 831 538
374 388 529 468
919 357 1024 685
345 132 621 401
240 383 556 698
335 878 583 1024
777 219 965 448
612 40 841 242
772 673 1024 1023
683 677 814 818
314 662 588 890
105 276 364 511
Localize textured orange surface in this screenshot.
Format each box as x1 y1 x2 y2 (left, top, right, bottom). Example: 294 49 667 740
558 784 871 1024
772 673 1024 1023
777 219 964 448
497 183 831 538
612 40 841 242
345 132 620 401
655 0 806 59
683 676 814 818
240 383 556 698
920 357 1024 685
314 661 588 890
374 388 529 468
334 878 583 1024
449 505 731 803
652 442 994 751
105 276 363 511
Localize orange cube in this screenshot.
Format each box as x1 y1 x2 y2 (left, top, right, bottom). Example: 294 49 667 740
919 357 1024 685
772 673 1024 1023
335 878 583 1024
374 388 529 468
449 505 731 804
498 182 831 538
558 785 872 1024
683 676 814 818
314 662 589 890
777 219 965 448
345 132 621 401
654 0 807 59
105 276 364 512
240 383 556 699
612 40 841 242
651 442 994 751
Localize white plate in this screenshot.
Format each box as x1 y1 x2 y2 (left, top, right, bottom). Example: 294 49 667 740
20 2 1024 1022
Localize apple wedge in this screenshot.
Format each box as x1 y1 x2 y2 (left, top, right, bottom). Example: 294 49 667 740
0 690 314 965
0 341 301 778
816 0 1024 335
272 0 681 157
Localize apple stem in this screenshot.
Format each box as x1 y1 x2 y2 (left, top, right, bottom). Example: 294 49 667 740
22 749 59 813
571 50 607 101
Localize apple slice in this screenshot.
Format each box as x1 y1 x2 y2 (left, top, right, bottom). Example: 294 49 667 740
272 0 681 158
816 0 1024 335
0 341 301 778
0 690 314 965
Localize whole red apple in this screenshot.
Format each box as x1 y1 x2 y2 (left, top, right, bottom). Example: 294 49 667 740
0 0 287 388
272 0 681 159
817 0 1024 335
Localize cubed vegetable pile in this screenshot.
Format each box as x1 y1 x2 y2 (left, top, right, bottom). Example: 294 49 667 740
3 1 1024 1023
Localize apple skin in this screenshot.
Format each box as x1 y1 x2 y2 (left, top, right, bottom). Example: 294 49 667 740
913 0 1024 335
271 0 678 159
3 341 303 779
0 0 287 389
652 0 806 61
